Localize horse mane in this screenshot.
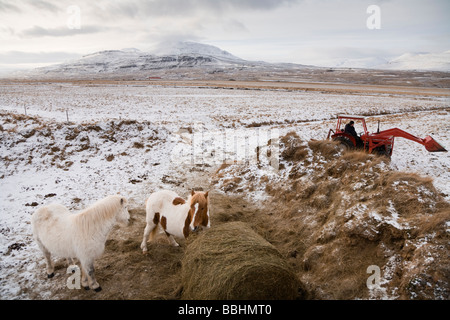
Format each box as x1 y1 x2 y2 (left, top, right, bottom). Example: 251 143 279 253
74 195 125 236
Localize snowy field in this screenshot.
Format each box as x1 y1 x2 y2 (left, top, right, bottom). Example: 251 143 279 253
0 82 449 299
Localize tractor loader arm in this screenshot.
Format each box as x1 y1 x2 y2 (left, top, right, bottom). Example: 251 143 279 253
375 128 447 152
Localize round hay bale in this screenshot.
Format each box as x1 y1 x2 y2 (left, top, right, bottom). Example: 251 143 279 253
181 221 307 300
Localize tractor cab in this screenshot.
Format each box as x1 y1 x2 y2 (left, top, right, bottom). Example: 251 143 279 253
327 114 372 151
335 114 368 137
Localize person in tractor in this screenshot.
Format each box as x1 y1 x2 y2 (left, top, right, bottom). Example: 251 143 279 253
344 121 363 148
344 121 357 136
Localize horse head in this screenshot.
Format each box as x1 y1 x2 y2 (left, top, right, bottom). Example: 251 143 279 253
189 190 210 232
116 196 130 226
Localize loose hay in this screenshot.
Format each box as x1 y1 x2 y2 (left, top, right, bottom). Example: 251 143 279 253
181 221 307 300
213 133 450 299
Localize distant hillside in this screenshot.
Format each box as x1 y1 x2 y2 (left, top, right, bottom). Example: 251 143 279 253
18 42 295 80
318 51 450 71
9 42 449 81
377 51 450 72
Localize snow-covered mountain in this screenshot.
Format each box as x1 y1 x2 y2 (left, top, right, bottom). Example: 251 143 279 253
151 41 243 61
315 51 450 71
11 42 450 80
376 51 450 72
21 42 257 79
330 57 390 69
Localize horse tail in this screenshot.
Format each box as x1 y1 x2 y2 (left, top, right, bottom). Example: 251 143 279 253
31 206 52 240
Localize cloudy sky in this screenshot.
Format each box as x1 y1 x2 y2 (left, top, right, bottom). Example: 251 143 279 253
0 0 449 73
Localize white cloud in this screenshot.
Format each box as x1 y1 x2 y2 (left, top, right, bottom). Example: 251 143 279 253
20 25 107 38
0 51 80 64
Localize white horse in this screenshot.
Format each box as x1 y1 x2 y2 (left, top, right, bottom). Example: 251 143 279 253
141 190 210 253
31 195 129 292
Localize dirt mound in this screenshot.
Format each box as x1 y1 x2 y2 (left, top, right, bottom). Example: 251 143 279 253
214 132 449 299
181 221 307 300
0 111 165 178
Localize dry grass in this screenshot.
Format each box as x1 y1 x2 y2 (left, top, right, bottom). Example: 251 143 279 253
307 139 342 160
214 133 450 300
280 131 309 162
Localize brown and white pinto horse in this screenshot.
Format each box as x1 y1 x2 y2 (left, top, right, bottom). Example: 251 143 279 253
140 190 210 253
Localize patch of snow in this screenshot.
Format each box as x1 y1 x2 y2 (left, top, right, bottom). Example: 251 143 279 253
0 83 448 299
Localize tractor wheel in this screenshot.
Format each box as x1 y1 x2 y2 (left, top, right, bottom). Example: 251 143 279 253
334 137 354 151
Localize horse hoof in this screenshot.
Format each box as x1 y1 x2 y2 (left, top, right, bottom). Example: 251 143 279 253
94 286 102 293
83 286 90 291
47 273 55 279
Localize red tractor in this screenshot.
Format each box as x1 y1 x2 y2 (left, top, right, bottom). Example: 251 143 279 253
327 114 447 157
